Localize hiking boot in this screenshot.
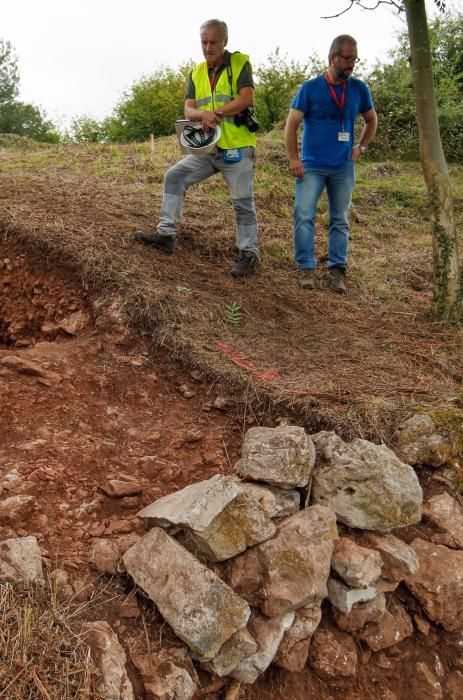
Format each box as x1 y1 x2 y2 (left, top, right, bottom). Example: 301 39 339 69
134 231 175 254
230 251 258 278
328 266 347 294
298 268 315 290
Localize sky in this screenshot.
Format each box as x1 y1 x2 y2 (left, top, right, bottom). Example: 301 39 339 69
0 0 445 128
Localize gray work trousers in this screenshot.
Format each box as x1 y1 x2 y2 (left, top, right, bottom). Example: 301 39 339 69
157 147 259 258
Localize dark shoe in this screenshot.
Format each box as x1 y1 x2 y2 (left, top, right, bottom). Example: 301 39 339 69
230 251 258 278
328 266 347 294
298 268 315 290
134 231 175 254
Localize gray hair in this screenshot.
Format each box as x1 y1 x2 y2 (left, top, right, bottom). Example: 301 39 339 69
200 19 228 42
328 35 357 62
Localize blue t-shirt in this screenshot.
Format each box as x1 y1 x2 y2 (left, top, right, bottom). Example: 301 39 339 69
291 74 374 169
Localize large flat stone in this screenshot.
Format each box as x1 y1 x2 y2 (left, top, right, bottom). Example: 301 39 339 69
122 528 250 661
137 475 275 561
137 474 240 531
311 431 422 532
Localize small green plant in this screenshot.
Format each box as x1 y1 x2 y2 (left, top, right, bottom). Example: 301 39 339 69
224 302 243 326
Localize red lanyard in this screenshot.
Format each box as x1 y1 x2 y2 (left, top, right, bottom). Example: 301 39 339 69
324 72 347 130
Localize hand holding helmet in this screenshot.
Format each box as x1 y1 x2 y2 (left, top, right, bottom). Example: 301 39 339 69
200 111 220 131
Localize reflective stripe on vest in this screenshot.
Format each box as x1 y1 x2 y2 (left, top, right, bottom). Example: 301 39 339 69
191 52 256 150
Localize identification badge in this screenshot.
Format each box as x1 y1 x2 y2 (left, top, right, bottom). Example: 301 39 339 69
338 132 350 142
223 148 242 162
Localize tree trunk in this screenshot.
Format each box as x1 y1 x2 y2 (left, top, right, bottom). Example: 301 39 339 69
404 0 461 318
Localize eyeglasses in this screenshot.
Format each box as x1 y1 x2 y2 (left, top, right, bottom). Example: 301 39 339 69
337 53 360 64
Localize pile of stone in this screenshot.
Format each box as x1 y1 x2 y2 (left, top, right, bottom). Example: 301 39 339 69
118 425 427 696
3 412 463 700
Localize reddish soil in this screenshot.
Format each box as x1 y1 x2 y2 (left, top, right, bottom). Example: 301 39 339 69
1 243 462 699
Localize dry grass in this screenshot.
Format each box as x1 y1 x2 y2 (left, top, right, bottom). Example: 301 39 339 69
0 581 103 699
0 133 462 441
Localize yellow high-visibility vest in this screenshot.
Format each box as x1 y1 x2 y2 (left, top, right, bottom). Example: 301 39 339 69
191 52 256 150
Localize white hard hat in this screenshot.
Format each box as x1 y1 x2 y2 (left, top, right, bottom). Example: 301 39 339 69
179 123 221 155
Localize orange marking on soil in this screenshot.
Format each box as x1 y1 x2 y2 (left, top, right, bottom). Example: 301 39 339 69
217 342 279 380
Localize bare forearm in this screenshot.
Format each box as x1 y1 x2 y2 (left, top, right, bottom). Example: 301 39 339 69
284 125 299 161
184 104 208 121
358 115 378 148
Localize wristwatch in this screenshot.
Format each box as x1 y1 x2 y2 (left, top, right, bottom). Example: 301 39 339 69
355 144 367 154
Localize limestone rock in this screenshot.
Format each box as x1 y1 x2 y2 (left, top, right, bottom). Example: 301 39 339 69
311 431 422 532
309 627 357 680
179 491 276 562
423 492 463 549
238 482 300 518
0 535 44 584
83 621 134 700
274 602 322 672
364 532 419 581
358 597 413 651
204 628 257 678
122 528 250 661
236 425 315 489
137 475 239 531
0 495 36 525
230 505 337 617
132 649 197 700
89 538 122 574
405 538 463 631
139 475 275 561
393 409 463 467
229 611 295 684
327 578 378 613
333 593 387 635
331 537 383 588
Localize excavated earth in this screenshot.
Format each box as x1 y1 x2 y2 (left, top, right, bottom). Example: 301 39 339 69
1 241 463 700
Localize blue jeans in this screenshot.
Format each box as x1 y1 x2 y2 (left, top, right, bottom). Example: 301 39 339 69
294 160 355 270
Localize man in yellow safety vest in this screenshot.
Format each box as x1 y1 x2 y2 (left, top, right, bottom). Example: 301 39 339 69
136 19 260 278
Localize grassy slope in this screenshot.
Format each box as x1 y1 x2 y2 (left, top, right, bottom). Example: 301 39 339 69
0 132 462 441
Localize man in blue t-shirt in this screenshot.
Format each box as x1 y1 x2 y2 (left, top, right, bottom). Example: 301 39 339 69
284 35 377 293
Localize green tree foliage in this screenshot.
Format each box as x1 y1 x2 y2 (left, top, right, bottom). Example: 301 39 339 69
366 10 463 161
0 102 59 143
69 115 108 143
0 40 19 104
254 49 324 132
0 38 59 143
103 63 194 143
